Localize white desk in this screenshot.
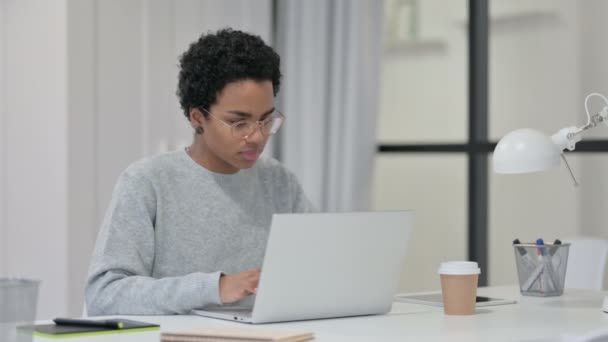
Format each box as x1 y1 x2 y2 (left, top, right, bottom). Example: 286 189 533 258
33 286 608 342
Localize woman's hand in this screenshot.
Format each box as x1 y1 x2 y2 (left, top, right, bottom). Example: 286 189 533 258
219 269 261 304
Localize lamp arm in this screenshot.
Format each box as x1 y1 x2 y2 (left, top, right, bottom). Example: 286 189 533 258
550 104 608 152
550 127 583 187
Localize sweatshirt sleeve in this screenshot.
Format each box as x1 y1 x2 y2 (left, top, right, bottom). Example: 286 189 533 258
85 168 223 316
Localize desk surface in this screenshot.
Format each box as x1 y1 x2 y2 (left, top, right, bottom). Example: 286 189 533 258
34 286 608 342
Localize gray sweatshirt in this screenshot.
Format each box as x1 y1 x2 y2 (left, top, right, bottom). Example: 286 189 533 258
85 150 314 316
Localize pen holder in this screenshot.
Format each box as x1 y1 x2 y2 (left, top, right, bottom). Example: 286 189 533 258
513 243 570 297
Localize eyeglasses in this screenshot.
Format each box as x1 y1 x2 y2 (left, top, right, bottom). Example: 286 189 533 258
199 107 285 139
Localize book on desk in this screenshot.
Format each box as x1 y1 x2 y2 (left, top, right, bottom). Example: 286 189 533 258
161 327 314 342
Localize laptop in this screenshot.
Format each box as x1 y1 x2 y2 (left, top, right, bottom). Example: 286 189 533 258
192 211 413 324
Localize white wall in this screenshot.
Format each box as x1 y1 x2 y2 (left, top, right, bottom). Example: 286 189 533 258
0 0 272 319
488 0 608 286
0 0 6 277
580 0 608 240
378 0 467 144
488 0 581 141
375 0 605 290
2 0 69 319
488 0 582 286
374 155 467 292
66 0 96 316
95 0 147 223
375 0 469 293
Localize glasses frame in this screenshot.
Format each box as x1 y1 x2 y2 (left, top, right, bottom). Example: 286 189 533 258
199 107 285 139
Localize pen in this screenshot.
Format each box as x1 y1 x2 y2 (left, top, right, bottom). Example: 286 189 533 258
544 239 562 291
514 238 543 292
513 238 536 269
53 318 124 329
521 262 545 291
536 238 559 293
536 238 545 257
536 238 546 292
549 239 562 256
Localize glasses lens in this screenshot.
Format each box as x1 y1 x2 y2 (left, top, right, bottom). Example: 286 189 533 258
232 121 254 138
261 116 275 135
264 114 283 135
230 112 284 138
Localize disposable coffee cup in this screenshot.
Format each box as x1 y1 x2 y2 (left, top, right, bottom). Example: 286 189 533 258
438 261 480 315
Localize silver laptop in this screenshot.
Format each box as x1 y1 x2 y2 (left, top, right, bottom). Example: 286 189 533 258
192 211 413 324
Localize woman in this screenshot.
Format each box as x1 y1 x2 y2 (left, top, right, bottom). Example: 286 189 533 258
85 28 314 316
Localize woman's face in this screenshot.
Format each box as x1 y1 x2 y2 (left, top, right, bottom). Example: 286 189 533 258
192 79 275 174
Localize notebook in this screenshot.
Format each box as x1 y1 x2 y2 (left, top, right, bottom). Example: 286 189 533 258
161 327 314 342
26 319 160 338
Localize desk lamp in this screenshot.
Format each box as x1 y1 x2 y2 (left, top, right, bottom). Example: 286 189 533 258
493 92 608 312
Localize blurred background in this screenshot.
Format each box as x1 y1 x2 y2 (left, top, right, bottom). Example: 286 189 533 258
2 0 608 319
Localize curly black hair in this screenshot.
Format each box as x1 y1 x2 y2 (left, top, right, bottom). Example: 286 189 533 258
177 28 282 120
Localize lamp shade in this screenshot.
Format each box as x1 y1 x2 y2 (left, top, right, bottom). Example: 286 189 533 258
493 128 561 174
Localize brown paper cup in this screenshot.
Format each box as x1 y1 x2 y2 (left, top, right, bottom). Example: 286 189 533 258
440 274 479 315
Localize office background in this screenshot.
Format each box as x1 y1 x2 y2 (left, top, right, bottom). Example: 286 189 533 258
1 0 608 319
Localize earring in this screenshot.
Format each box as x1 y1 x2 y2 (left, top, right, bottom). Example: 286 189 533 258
195 127 204 134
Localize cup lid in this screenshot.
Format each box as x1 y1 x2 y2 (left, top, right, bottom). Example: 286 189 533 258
438 261 481 275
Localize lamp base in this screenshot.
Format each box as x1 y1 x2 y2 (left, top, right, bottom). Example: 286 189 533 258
603 296 608 313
